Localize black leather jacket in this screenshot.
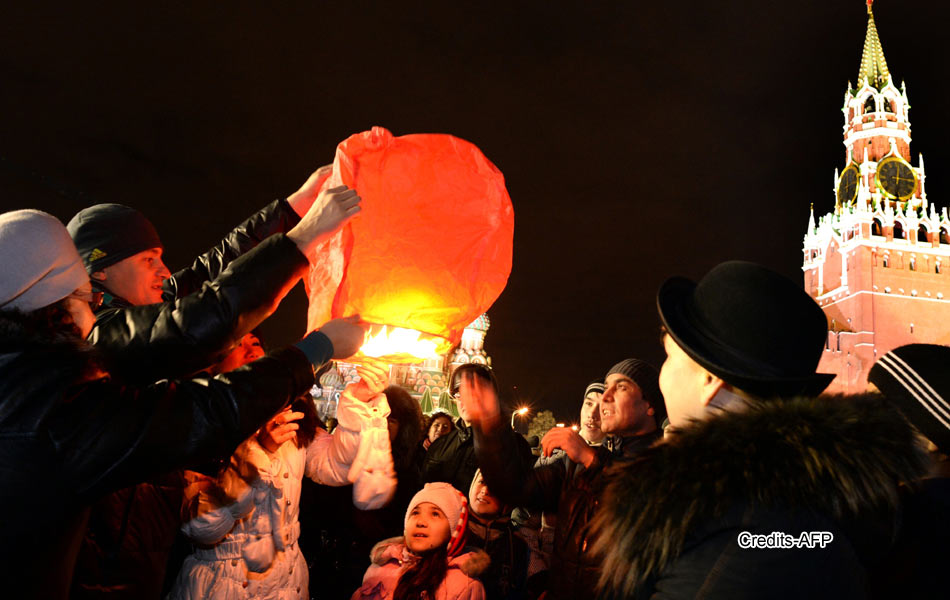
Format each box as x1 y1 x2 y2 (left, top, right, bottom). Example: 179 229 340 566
90 198 302 384
74 199 308 598
0 310 320 600
474 425 661 600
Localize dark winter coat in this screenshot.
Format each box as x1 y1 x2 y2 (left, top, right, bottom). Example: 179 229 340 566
870 474 950 599
73 199 305 599
466 514 530 600
0 310 321 600
423 419 535 495
89 198 302 385
592 394 931 600
474 424 660 600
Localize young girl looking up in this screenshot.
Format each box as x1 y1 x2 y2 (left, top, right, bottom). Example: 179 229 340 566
353 482 488 600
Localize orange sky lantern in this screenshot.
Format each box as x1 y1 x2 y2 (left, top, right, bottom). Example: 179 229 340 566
305 127 514 364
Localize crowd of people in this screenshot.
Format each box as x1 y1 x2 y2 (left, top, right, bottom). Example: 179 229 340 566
1 167 948 600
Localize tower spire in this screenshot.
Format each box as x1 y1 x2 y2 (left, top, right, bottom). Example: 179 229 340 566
856 1 890 90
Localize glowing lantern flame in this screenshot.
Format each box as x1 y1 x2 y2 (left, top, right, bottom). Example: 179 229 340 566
351 324 452 365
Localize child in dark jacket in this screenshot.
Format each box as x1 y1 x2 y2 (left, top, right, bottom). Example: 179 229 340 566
466 470 531 600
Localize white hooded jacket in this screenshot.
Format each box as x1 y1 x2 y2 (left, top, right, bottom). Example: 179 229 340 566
168 389 396 600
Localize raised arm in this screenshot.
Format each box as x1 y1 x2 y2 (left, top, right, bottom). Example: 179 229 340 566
164 165 331 298
303 363 396 509
465 373 564 512
91 183 362 383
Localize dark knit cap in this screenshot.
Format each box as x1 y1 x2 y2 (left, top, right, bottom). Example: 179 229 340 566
868 344 950 452
606 359 667 426
66 204 163 273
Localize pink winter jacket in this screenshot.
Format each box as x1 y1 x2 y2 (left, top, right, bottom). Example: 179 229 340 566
352 537 489 600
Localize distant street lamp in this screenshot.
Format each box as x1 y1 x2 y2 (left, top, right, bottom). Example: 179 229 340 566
556 423 565 428
570 424 579 432
511 407 530 429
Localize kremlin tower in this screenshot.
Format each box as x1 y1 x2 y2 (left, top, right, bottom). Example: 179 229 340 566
803 1 950 393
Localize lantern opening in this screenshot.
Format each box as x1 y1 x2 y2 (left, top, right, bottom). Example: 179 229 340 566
351 324 452 365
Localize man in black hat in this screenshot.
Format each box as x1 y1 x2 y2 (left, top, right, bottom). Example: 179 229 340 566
463 357 666 600
867 344 950 599
592 261 930 600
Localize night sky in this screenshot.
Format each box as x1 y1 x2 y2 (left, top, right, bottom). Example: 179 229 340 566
3 1 950 423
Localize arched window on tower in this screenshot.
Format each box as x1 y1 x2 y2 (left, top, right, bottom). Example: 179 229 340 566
894 221 905 240
872 219 883 237
864 95 876 115
941 228 950 245
919 224 929 244
883 254 889 268
909 256 916 271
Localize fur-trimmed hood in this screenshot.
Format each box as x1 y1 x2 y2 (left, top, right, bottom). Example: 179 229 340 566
592 393 931 598
369 536 491 578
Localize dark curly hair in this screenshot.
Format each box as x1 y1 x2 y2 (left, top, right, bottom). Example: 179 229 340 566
384 385 424 472
424 411 455 439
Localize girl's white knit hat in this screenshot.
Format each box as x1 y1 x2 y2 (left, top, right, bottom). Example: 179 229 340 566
405 482 469 556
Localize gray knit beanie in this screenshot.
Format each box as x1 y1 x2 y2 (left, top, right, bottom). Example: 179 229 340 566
606 358 667 426
0 210 89 312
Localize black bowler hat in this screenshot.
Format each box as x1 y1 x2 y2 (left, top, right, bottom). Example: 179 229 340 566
869 344 950 452
657 261 834 398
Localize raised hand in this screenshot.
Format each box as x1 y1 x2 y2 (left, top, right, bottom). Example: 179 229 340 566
541 427 596 468
287 184 362 256
349 360 389 403
286 164 333 217
461 371 502 430
258 407 305 453
320 315 368 359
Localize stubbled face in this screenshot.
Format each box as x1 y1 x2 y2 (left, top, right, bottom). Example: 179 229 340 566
579 391 604 443
658 334 709 428
97 247 170 306
469 472 503 519
63 283 97 338
601 373 655 436
428 415 453 443
405 502 451 554
216 333 265 373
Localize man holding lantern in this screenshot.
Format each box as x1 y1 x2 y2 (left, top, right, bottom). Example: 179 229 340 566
66 167 367 599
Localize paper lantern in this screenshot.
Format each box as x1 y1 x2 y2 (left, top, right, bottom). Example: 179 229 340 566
306 127 514 363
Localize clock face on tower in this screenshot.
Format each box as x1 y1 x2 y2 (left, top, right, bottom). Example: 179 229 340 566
875 156 918 200
836 165 859 205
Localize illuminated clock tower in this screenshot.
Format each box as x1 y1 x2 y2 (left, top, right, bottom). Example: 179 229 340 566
803 1 950 393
